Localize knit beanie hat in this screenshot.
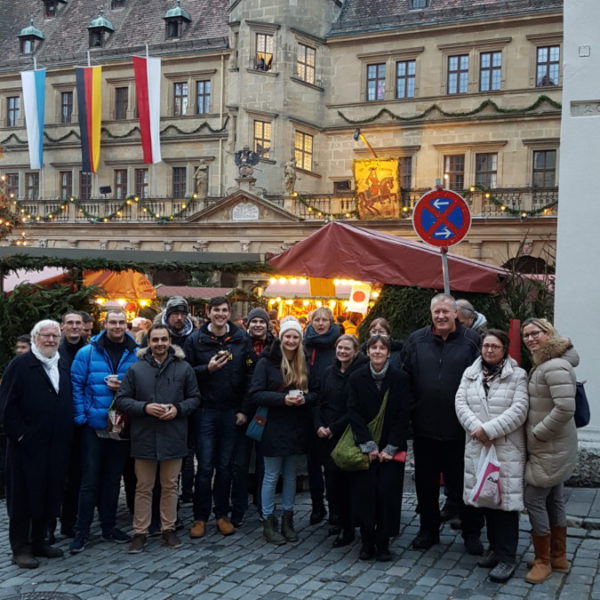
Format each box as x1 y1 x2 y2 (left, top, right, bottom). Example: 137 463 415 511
279 316 303 339
165 296 189 318
247 307 270 326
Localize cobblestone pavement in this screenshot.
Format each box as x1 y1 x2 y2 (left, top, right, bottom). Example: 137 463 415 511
0 486 599 600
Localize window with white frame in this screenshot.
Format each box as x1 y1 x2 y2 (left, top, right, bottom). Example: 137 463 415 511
475 153 498 188
479 51 502 92
173 82 188 116
536 46 560 87
447 55 469 94
294 131 313 171
114 169 127 199
135 168 149 198
297 43 316 84
366 63 386 101
256 33 274 71
396 60 416 99
60 171 73 199
532 150 556 187
25 172 39 200
196 80 211 114
254 120 271 158
6 96 20 127
444 155 465 190
61 91 73 124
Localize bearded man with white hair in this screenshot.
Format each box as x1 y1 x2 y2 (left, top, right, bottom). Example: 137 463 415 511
0 319 74 569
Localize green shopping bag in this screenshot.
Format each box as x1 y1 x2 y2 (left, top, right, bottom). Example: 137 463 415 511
330 391 389 471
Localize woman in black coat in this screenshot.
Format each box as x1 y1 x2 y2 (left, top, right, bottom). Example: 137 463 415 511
249 317 316 545
348 334 411 562
316 334 367 547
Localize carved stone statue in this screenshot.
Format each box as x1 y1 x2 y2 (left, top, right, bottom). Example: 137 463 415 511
193 161 209 200
284 159 297 195
234 145 261 179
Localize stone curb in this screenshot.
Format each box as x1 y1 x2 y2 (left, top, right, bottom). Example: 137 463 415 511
566 515 600 530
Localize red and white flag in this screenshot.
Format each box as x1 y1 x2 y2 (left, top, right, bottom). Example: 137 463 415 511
133 56 161 164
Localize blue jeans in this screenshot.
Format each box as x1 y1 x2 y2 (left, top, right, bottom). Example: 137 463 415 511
193 408 237 521
262 455 301 517
75 425 129 537
231 426 264 520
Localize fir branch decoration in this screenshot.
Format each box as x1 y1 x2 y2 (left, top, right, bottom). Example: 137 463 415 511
337 95 561 125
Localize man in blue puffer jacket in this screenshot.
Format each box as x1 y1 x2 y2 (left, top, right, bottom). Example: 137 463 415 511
69 309 138 553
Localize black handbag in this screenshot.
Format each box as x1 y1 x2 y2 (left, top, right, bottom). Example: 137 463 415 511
574 381 591 428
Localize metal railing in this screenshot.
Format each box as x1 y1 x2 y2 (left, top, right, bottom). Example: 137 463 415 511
13 187 558 224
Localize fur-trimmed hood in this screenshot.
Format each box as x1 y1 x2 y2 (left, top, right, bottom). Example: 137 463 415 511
136 344 185 360
531 336 579 368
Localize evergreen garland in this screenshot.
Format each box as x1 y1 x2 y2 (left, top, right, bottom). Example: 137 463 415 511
338 95 561 125
0 254 270 275
0 116 229 146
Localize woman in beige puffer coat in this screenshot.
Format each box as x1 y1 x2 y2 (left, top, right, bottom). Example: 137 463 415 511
456 329 528 583
521 318 578 585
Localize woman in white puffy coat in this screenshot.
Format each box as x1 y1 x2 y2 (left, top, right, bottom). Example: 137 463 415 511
456 329 529 583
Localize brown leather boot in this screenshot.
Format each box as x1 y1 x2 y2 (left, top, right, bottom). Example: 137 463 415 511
550 525 569 573
525 534 552 584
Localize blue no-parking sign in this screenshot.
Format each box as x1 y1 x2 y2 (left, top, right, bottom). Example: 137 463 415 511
412 189 471 247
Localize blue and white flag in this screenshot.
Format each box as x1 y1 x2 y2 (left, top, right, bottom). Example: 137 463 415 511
20 69 46 170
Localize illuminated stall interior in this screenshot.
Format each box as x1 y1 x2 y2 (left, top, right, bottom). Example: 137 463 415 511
263 276 380 319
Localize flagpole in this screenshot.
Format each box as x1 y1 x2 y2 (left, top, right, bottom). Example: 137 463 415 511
33 56 37 71
87 50 91 67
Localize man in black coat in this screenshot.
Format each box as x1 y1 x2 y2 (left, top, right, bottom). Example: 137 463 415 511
402 293 483 553
0 319 74 569
184 296 251 538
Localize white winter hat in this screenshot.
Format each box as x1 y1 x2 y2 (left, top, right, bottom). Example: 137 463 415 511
279 317 303 338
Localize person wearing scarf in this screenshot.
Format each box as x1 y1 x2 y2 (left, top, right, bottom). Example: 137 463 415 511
0 320 74 569
456 329 529 583
347 334 411 562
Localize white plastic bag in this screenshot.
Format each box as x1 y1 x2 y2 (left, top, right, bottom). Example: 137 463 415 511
467 444 502 508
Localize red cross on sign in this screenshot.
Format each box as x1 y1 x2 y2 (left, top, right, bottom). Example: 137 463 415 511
412 189 471 248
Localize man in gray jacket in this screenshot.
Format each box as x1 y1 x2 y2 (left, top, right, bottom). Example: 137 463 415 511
116 325 200 554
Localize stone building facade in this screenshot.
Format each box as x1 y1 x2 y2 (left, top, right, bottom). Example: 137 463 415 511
0 0 561 273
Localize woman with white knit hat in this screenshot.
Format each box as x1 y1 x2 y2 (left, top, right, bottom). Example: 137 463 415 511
248 316 316 544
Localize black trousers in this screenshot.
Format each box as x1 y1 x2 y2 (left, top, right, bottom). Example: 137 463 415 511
483 508 519 563
413 436 483 536
9 515 46 554
324 456 353 532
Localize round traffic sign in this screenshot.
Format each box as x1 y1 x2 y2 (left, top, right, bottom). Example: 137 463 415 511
412 189 471 247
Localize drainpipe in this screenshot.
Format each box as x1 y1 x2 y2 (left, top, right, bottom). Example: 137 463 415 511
218 54 226 196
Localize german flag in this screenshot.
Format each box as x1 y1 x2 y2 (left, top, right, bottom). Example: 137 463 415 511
75 66 102 173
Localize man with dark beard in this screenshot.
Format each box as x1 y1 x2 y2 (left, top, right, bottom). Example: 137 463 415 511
0 320 74 568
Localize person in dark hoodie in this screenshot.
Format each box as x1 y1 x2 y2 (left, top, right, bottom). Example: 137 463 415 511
402 293 483 554
184 296 251 538
303 306 340 525
230 307 275 527
160 296 195 348
315 334 367 548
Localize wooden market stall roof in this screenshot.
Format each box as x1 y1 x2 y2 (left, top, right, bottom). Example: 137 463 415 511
269 222 507 294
